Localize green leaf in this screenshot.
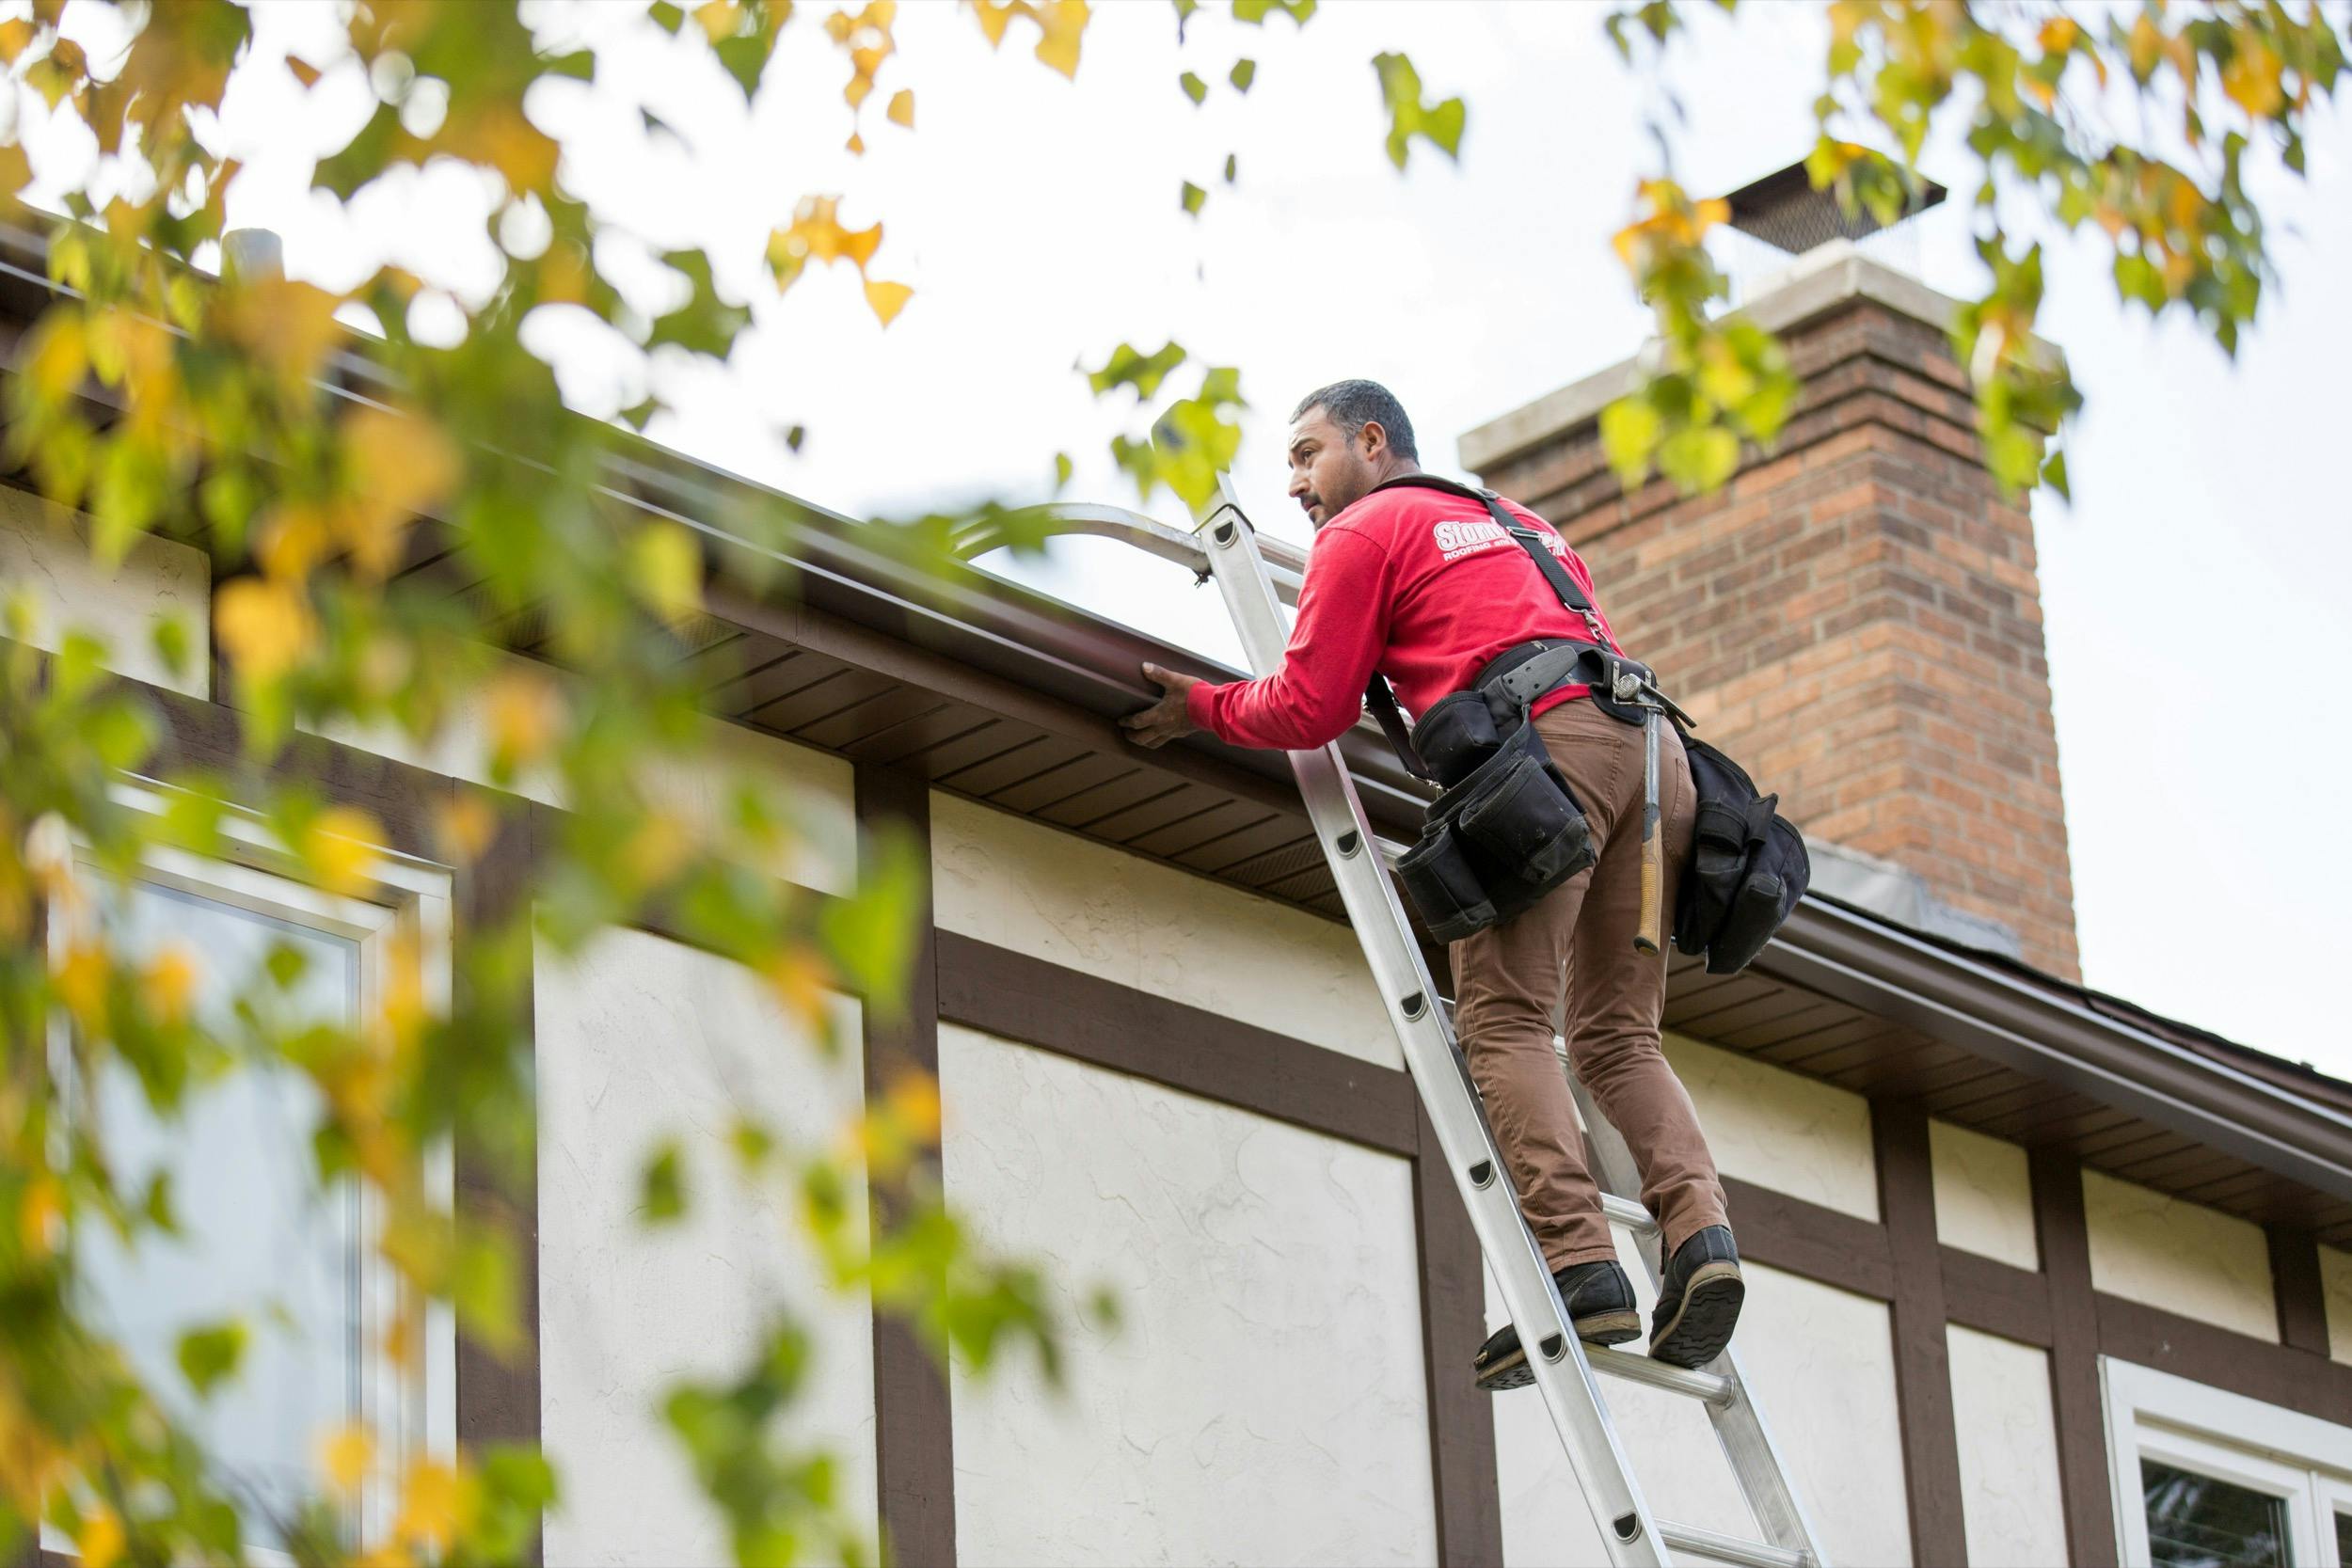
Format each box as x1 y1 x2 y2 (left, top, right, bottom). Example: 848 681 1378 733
649 1 687 34
1180 181 1207 216
1372 52 1466 170
1223 152 1238 183
641 1142 687 1225
1180 71 1207 105
1597 396 1662 483
713 35 770 101
177 1321 246 1399
1229 58 1257 92
1053 451 1073 489
822 829 924 1015
1086 341 1188 401
1233 0 1316 24
1656 424 1740 492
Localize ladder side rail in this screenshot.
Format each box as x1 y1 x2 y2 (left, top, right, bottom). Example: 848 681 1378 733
1569 1077 1831 1565
1195 497 1670 1568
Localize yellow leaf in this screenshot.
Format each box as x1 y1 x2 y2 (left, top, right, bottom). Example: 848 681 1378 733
394 1459 475 1551
24 311 88 404
143 942 199 1024
887 87 914 127
482 667 564 778
620 808 696 890
845 130 865 155
18 1175 63 1261
694 0 742 44
2037 17 2078 55
2221 40 2283 118
76 1505 123 1568
54 940 109 1031
435 793 497 864
864 277 912 326
1033 0 1089 78
215 577 317 684
971 0 1016 48
884 1068 941 1143
302 806 382 896
214 277 342 391
341 405 460 577
764 947 833 1029
628 520 704 626
320 1423 375 1495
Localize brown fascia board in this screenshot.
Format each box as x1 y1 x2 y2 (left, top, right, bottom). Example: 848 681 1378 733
9 207 2348 1199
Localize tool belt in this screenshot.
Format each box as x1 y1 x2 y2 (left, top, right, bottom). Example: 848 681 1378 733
1365 475 1810 969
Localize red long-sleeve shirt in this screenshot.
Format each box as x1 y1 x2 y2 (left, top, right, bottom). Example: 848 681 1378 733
1187 483 1624 751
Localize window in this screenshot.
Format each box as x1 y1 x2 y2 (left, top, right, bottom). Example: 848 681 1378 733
2106 1360 2352 1567
46 788 455 1556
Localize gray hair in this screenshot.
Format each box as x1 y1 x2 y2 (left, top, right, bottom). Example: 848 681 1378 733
1290 379 1419 463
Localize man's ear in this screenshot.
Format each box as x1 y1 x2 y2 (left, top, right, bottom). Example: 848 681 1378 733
1358 419 1388 458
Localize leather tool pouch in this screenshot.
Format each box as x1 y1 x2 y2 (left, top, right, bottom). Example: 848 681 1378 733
1395 722 1596 944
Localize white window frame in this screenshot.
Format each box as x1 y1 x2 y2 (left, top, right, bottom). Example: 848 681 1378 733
44 779 458 1559
2104 1356 2352 1567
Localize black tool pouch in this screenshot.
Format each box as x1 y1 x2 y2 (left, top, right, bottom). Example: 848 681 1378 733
1407 689 1507 789
1395 723 1596 943
1673 735 1810 974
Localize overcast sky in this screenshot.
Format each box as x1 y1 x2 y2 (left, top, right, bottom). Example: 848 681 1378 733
35 1 2352 1076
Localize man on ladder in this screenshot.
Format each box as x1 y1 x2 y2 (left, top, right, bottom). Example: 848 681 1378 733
1122 379 1743 1379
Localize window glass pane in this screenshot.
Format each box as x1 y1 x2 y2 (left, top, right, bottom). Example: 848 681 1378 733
2141 1458 2290 1568
2334 1508 2349 1567
78 879 362 1547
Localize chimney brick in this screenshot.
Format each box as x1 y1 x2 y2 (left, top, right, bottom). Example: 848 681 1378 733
1461 249 2079 978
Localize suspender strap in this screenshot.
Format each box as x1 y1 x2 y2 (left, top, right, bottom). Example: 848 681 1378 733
1363 674 1431 781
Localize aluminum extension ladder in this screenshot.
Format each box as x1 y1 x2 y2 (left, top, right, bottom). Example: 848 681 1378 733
976 476 1830 1568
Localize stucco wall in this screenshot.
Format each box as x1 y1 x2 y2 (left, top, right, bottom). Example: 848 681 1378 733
2322 1243 2352 1368
929 791 1393 1069
1664 1033 1881 1222
1 486 209 696
535 927 875 1566
937 1024 1436 1566
1947 1324 2068 1566
1490 1257 1912 1568
2083 1169 2277 1342
1930 1119 2039 1271
317 650 858 895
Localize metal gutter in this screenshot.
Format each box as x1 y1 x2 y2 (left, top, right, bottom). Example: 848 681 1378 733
1759 898 2352 1202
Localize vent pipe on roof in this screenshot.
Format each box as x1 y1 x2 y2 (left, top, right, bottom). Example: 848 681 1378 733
222 228 283 282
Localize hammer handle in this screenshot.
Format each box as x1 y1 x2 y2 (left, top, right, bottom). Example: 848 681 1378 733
1634 707 1664 955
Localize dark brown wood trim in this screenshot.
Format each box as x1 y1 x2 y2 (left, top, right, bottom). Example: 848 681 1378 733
1873 1103 1966 1565
854 767 957 1568
2031 1148 2119 1568
1721 1175 1895 1300
1412 1104 1504 1568
2095 1290 2352 1428
1939 1245 2054 1349
933 931 1421 1159
143 679 448 863
2266 1226 2330 1357
451 789 542 1562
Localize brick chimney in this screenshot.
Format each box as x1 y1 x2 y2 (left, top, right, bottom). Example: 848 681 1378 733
1460 239 2079 978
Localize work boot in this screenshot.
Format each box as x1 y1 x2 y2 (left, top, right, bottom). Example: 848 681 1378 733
1471 1259 1640 1392
1649 1226 1743 1370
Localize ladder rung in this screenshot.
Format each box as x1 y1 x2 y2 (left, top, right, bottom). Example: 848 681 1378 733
1584 1344 1733 1405
1659 1521 1807 1568
1600 1193 1659 1234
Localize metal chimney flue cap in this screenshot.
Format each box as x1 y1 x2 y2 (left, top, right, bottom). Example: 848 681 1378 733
222 228 284 281
1718 159 1946 257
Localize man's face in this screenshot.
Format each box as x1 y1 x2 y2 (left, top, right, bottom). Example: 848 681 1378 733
1286 407 1379 529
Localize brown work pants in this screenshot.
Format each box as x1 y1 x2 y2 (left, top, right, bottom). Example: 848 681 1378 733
1451 697 1728 1271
